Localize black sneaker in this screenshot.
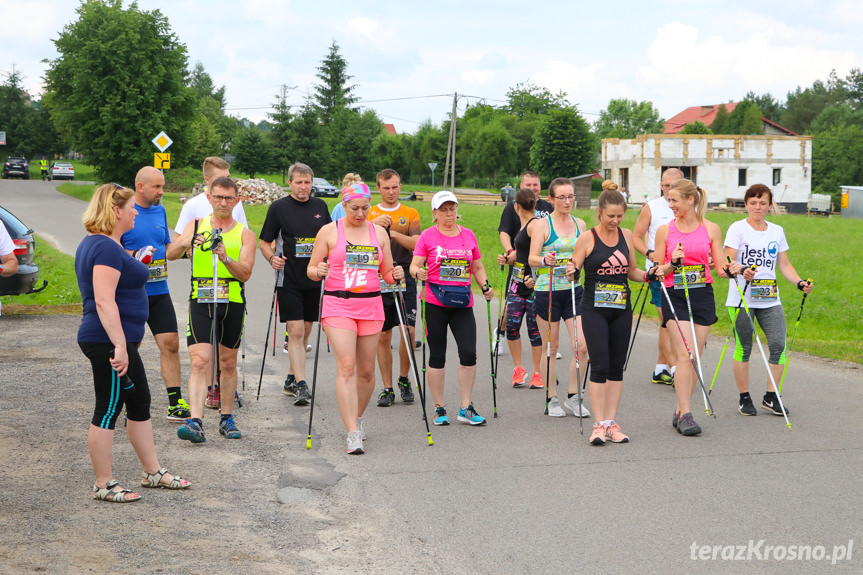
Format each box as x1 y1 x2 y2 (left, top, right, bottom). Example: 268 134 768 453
294 381 311 406
283 374 297 396
397 377 415 403
762 393 790 416
738 393 757 416
652 369 674 385
377 388 395 407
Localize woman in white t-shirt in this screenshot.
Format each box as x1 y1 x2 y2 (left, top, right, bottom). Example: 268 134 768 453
724 184 813 418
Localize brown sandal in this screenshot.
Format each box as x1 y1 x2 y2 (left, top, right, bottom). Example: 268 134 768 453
141 468 191 490
93 479 142 503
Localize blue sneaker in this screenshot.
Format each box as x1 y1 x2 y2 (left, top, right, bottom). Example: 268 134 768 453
433 406 450 426
219 415 242 439
177 418 206 443
457 404 487 426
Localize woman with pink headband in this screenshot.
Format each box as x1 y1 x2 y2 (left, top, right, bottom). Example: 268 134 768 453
308 183 403 454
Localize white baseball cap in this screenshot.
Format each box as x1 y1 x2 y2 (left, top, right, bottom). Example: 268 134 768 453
431 191 459 210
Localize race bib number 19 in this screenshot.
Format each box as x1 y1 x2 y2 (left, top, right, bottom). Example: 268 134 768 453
346 246 380 270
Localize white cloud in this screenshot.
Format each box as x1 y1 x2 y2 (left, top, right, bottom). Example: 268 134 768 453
347 17 381 38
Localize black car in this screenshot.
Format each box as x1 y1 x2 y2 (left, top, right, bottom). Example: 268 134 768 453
0 205 48 296
2 157 30 179
311 177 339 198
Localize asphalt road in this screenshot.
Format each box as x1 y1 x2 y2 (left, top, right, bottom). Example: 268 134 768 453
1 179 860 574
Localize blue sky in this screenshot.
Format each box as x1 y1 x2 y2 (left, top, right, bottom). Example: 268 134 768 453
2 0 861 133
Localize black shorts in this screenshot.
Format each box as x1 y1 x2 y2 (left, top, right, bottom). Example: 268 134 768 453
79 341 151 430
278 284 321 323
660 283 717 327
147 293 178 335
382 279 417 331
186 300 246 349
534 286 583 322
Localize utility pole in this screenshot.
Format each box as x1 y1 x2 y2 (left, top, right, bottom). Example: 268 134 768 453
442 92 457 192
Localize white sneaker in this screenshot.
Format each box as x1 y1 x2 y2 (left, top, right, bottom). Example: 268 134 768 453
546 396 566 417
555 351 562 360
282 341 289 354
306 344 313 353
564 396 591 418
357 417 366 441
346 431 364 454
492 328 508 356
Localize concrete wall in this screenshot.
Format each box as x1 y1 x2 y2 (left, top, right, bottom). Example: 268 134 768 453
602 134 813 211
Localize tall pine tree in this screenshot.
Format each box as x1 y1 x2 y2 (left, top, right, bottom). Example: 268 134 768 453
313 41 357 125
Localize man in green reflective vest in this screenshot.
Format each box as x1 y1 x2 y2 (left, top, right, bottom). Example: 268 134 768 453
40 156 49 181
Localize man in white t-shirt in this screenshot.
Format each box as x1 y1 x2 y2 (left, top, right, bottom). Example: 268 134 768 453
0 223 20 316
172 157 247 240
633 167 682 386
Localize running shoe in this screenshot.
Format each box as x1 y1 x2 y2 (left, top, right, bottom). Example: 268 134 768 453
283 340 289 354
589 423 606 446
677 412 702 436
219 415 242 439
672 411 679 429
166 399 191 422
294 381 311 406
738 393 757 416
563 396 591 418
177 418 206 443
357 417 366 441
528 372 543 389
652 369 674 385
306 344 313 353
433 406 450 426
283 374 297 396
555 352 563 360
457 404 487 426
605 422 629 443
762 393 790 416
511 366 527 388
397 377 415 403
545 396 566 417
346 431 364 454
377 388 395 407
205 386 220 409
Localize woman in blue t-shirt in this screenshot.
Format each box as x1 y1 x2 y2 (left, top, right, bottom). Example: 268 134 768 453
76 184 191 502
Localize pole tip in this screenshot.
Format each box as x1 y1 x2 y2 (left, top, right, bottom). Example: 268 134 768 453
427 435 434 446
305 437 311 450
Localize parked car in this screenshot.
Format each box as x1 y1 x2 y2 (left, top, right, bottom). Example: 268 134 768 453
311 177 339 198
50 161 75 181
2 157 30 179
0 204 48 296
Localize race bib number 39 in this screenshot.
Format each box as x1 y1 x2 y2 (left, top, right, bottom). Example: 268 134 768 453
552 257 569 279
147 258 167 282
197 278 229 303
346 246 380 270
673 264 707 289
594 282 627 309
751 279 778 302
295 238 315 258
439 258 471 283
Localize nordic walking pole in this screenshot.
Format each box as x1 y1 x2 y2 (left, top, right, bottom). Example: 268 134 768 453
709 271 754 395
493 261 514 380
727 257 791 430
394 282 433 445
543 256 554 412
486 292 499 418
306 259 327 450
570 277 584 435
778 281 811 394
676 244 710 415
624 282 648 371
421 268 427 403
659 282 715 416
272 300 278 357
256 279 278 400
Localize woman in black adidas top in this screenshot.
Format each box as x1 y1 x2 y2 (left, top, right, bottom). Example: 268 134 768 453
568 183 654 446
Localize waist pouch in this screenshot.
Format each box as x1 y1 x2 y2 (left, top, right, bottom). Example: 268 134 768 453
428 282 470 308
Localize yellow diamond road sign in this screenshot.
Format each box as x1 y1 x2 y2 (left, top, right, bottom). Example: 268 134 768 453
152 131 173 152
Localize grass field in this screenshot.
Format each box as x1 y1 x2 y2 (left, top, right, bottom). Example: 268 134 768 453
9 180 862 363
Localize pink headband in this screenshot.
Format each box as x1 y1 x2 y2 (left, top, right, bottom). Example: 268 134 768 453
342 183 371 203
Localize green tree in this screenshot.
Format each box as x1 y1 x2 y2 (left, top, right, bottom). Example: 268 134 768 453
231 126 274 179
743 91 784 123
289 102 325 173
268 88 294 183
679 121 712 134
740 104 765 135
469 119 516 187
529 107 594 182
410 119 447 185
43 0 195 183
594 98 666 139
810 103 863 132
811 124 863 202
781 81 833 134
504 82 569 117
371 132 411 177
323 108 384 180
313 41 357 125
0 67 38 157
711 103 730 134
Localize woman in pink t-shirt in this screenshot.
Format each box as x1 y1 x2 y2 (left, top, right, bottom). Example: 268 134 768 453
654 179 734 437
410 191 494 427
308 183 403 454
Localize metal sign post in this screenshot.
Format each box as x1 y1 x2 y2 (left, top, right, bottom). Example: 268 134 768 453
428 162 437 190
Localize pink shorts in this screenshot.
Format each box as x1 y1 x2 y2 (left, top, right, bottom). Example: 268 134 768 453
322 316 384 336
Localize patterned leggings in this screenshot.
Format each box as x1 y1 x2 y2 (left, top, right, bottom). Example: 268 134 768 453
505 293 542 347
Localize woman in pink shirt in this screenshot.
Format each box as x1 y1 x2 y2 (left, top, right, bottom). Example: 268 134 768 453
308 183 403 454
654 179 735 436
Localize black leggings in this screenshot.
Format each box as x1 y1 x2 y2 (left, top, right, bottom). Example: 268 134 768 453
581 305 632 383
424 302 477 368
79 341 151 430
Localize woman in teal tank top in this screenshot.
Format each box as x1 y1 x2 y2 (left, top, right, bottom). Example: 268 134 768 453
528 178 591 419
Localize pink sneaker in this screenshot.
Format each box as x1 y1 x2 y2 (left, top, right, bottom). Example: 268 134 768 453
528 372 543 389
511 366 527 388
605 422 629 443
589 423 606 446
